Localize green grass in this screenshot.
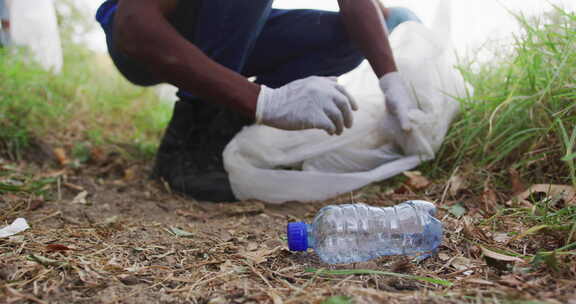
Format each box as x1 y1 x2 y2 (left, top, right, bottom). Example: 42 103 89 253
434 7 576 186
306 268 453 287
0 42 172 161
0 162 56 196
321 296 352 304
430 8 576 275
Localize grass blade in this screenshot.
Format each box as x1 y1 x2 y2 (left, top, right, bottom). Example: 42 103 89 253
509 224 552 242
306 268 453 287
321 296 352 304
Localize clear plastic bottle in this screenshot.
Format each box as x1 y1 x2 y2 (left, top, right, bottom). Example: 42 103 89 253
287 201 442 264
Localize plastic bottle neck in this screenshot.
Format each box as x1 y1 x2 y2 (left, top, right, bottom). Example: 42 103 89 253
306 224 315 249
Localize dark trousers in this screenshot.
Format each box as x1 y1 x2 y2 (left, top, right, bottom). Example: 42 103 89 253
96 0 421 99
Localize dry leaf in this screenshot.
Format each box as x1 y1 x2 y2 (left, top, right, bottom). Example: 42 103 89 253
71 191 88 204
101 216 119 226
463 217 491 243
240 246 282 264
2 193 20 203
219 260 235 273
219 260 245 275
451 256 474 271
246 242 259 251
123 166 138 182
29 254 62 267
53 148 70 166
90 147 107 164
480 246 523 263
118 274 143 286
28 197 45 211
448 203 466 218
481 185 498 213
448 175 467 197
394 185 410 194
509 167 526 195
167 227 194 237
404 171 431 190
46 244 72 252
493 232 511 243
389 259 411 273
438 252 451 261
507 184 576 206
218 230 234 242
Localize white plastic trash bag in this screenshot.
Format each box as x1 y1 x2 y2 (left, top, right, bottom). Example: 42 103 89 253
224 0 472 203
10 0 63 73
0 218 29 238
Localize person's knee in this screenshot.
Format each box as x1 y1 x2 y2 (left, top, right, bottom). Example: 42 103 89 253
109 51 161 86
386 7 421 32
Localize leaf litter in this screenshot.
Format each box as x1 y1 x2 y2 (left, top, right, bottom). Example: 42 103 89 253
1 160 576 303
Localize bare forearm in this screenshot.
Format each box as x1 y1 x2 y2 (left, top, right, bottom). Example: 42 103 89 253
114 3 259 118
338 0 397 77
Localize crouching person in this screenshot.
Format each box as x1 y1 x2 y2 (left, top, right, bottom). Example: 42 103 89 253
95 0 421 202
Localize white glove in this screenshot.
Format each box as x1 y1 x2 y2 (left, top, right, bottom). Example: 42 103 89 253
256 76 359 135
379 72 416 132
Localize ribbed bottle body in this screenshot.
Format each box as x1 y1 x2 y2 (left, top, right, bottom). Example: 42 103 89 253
310 201 442 264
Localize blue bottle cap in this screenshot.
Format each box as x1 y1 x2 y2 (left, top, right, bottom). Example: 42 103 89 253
287 222 308 251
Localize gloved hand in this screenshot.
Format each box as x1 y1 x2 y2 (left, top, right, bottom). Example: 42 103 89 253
379 72 416 132
256 76 358 135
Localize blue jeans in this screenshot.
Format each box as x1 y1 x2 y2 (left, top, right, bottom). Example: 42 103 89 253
96 0 420 99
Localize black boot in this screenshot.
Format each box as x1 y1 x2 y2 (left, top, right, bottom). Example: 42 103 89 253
151 100 251 202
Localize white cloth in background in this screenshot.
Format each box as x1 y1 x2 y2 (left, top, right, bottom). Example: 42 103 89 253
0 0 8 20
9 0 62 73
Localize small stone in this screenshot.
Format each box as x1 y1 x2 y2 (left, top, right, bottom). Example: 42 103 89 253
118 274 142 286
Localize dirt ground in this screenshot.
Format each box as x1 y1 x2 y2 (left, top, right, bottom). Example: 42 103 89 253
1 157 576 304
